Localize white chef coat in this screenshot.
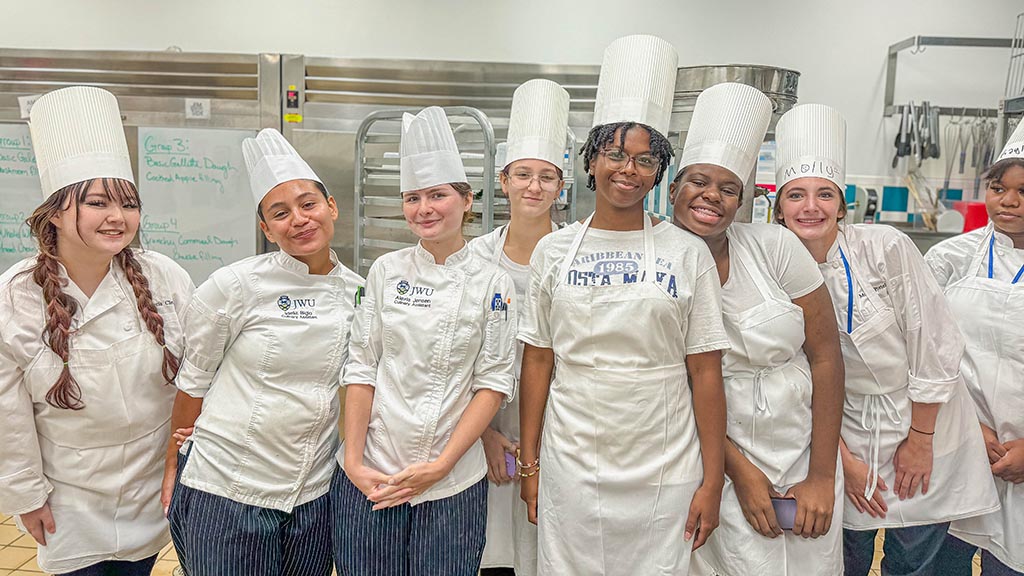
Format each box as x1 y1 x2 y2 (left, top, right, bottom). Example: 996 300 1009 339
338 241 517 506
927 224 1024 289
926 223 1024 572
818 224 998 530
176 249 363 512
520 216 730 576
0 251 193 574
470 225 550 575
694 223 843 576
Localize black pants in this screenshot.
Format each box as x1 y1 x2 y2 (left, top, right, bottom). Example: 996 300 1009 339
58 555 158 576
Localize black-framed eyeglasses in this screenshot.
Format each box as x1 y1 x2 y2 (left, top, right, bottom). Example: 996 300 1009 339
599 148 661 176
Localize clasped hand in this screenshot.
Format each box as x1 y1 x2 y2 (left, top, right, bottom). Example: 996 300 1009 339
348 461 449 511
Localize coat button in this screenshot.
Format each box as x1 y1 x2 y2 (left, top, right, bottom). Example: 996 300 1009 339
123 322 134 332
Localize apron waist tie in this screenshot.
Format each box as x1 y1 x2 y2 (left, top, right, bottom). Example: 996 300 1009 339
860 393 902 500
748 361 794 449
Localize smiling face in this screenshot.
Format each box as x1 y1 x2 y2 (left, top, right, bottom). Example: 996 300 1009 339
49 178 141 261
402 183 472 244
258 179 338 259
776 177 846 243
590 126 659 212
985 163 1024 237
500 159 562 221
669 164 743 238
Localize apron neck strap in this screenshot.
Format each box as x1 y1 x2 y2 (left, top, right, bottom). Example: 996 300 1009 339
558 213 657 285
839 245 854 334
641 215 656 282
985 230 1024 284
837 231 888 334
727 229 775 302
493 224 509 263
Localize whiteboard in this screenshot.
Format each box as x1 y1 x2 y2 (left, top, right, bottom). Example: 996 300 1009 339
138 127 257 284
0 124 41 274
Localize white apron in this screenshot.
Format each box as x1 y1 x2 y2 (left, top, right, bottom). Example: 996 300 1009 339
22 303 176 573
945 232 1024 572
833 234 999 530
538 215 703 576
694 233 842 576
481 225 539 576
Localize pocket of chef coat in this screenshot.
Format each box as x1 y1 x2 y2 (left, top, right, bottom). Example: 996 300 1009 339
483 308 515 366
358 298 375 349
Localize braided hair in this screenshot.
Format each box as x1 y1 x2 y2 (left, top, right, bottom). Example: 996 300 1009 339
22 178 180 410
581 122 674 191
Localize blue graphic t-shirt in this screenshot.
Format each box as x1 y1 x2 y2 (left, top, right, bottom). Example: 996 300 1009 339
519 219 729 357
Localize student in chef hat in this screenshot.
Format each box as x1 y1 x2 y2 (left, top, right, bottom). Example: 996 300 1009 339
775 103 1000 576
926 118 1024 576
333 106 516 576
472 78 570 576
671 83 845 576
164 127 363 576
0 85 194 576
518 35 731 576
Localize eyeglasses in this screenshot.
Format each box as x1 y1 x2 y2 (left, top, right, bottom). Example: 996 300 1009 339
599 148 661 176
505 170 562 192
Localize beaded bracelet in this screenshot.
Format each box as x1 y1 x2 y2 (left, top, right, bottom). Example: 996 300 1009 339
515 448 539 470
518 466 540 478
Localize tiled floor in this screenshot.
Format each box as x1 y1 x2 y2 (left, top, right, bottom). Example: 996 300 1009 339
0 512 982 575
0 514 179 576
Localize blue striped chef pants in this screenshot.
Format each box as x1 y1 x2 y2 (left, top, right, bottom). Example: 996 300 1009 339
167 449 332 576
331 466 487 576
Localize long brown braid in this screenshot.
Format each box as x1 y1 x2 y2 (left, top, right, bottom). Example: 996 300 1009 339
22 178 180 410
117 247 179 383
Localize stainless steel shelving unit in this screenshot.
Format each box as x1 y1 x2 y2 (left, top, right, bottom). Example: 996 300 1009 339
884 35 1016 119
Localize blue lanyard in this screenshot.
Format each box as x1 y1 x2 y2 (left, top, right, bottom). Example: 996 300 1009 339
839 246 854 334
988 234 1024 284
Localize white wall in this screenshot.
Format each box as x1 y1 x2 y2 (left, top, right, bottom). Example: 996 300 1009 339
3 0 1020 182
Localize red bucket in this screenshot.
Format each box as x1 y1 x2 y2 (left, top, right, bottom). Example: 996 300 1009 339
953 201 988 233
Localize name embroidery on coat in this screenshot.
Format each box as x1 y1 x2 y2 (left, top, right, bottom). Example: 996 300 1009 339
277 294 319 319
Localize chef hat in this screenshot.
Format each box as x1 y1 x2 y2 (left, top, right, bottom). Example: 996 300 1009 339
678 83 771 187
775 104 847 191
996 120 1024 163
400 106 467 193
505 79 571 171
592 35 678 136
242 128 323 206
29 86 134 199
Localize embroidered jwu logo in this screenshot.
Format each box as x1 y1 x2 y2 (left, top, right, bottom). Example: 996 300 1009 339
397 280 410 295
278 295 292 311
